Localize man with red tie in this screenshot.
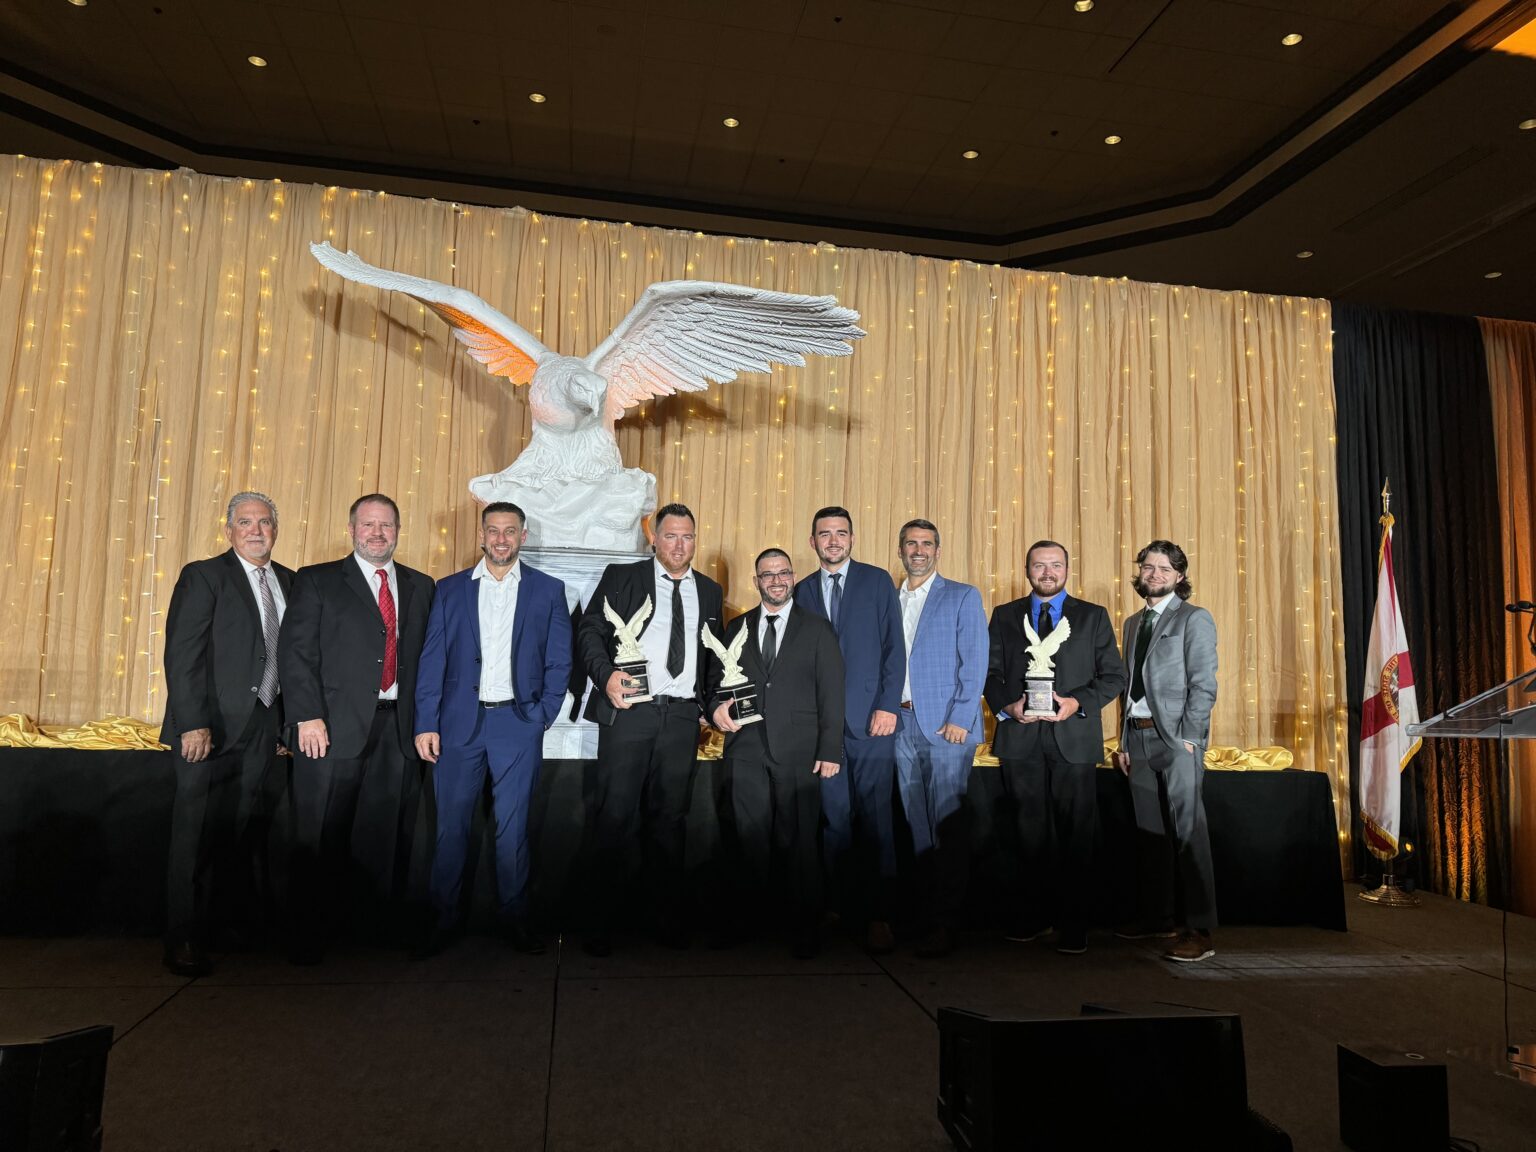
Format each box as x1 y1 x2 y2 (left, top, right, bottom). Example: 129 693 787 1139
279 493 435 964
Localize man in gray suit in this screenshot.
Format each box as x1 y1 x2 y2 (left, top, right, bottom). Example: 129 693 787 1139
1112 540 1219 963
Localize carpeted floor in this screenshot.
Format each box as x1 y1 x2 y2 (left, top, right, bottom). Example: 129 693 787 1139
3 887 1535 1151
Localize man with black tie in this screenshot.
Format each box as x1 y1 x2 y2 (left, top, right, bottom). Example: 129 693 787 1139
793 506 905 953
414 502 571 957
1112 540 1219 963
279 493 435 964
984 540 1126 955
576 503 723 954
160 492 294 977
714 548 845 958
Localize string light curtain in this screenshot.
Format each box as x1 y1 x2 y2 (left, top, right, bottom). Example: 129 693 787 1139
0 157 1349 846
1481 316 1536 914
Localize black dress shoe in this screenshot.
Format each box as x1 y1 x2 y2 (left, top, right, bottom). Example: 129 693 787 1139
582 934 612 958
504 920 547 955
163 941 211 978
1055 928 1088 955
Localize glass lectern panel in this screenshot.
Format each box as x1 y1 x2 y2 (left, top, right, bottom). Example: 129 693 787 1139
1406 669 1536 740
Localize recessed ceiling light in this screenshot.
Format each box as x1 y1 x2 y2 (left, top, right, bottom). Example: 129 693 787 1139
1485 271 1503 279
528 92 547 104
962 149 979 159
1103 134 1122 145
1281 33 1303 47
1296 250 1313 259
723 117 740 128
1074 1 1094 11
1520 118 1536 130
247 55 267 67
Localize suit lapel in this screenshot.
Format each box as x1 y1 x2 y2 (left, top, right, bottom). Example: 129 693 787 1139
395 566 415 632
741 607 765 677
464 571 483 658
908 573 944 652
343 556 382 618
507 571 524 698
221 550 263 631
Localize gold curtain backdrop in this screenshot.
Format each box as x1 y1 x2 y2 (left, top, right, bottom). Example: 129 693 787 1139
0 156 1350 843
1482 316 1536 914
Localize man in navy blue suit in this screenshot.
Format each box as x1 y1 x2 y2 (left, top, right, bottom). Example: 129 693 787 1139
413 502 572 956
794 505 906 953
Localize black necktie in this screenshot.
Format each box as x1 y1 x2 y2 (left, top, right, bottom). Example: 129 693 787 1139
762 614 778 670
1037 600 1054 637
667 577 685 678
1130 608 1156 701
829 573 843 630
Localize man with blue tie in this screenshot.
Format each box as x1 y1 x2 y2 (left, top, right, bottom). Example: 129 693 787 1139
892 519 988 958
413 502 572 956
984 540 1126 955
794 505 906 954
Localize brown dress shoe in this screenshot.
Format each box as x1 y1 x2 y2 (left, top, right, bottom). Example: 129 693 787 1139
1164 931 1215 963
865 920 896 954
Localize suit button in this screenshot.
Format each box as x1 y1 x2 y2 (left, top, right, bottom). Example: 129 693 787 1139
474 657 481 664
249 686 258 693
380 628 386 635
472 685 478 692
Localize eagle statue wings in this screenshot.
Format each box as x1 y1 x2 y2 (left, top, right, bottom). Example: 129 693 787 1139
310 242 865 550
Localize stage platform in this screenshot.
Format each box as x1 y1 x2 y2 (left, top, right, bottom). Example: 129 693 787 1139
3 889 1535 1151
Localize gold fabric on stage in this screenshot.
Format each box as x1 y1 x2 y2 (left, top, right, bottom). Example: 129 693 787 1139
1481 316 1536 915
0 714 167 750
0 158 1348 845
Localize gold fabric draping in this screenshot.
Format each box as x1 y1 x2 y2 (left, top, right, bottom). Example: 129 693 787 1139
0 157 1348 846
0 713 166 750
1481 316 1536 915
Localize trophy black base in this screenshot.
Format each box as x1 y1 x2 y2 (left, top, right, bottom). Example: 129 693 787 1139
615 660 653 704
1025 678 1056 718
722 683 762 725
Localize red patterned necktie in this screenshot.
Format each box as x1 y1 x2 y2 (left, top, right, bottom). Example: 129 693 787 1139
375 568 397 691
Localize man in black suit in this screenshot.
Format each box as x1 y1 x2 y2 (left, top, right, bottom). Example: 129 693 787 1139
161 492 294 977
713 548 845 958
279 493 435 963
576 503 723 954
984 539 1126 955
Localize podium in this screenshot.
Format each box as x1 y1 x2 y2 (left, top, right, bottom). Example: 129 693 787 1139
1407 668 1536 1083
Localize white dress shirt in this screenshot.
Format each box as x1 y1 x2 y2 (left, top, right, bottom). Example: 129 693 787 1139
640 560 699 699
899 573 934 704
354 553 400 700
759 601 792 657
1127 594 1173 718
819 561 851 618
235 553 286 633
473 558 521 702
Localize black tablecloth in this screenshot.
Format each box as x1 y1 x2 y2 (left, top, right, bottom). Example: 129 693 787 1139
0 751 1345 934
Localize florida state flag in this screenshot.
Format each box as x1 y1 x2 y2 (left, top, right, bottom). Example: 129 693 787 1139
1359 509 1422 859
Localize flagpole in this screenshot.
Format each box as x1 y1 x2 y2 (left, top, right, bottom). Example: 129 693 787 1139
1358 478 1420 908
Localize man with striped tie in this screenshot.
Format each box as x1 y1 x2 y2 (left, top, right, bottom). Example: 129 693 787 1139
161 492 295 977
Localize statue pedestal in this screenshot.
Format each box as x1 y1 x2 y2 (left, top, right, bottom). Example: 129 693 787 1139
523 546 650 759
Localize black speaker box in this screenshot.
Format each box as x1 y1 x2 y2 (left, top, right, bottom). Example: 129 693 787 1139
0 1025 114 1152
1337 1043 1449 1152
937 1005 1248 1151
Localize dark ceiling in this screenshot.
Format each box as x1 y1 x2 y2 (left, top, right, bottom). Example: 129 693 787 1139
2 0 1534 319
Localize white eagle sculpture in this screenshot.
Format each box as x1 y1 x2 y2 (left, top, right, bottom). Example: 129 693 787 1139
310 242 865 550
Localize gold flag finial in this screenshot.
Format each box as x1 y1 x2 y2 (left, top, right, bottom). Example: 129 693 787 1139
1381 478 1391 517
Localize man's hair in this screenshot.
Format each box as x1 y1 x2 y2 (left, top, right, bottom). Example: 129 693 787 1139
1134 539 1193 600
226 491 278 529
482 501 526 527
898 518 940 548
349 493 400 525
754 547 792 573
811 505 854 535
1025 539 1070 569
654 503 696 530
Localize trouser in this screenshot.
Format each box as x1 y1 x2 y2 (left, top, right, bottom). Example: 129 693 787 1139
289 705 417 946
430 703 545 927
164 700 281 948
720 727 823 930
1126 725 1218 933
894 717 976 933
586 696 701 931
820 728 897 922
998 725 1096 933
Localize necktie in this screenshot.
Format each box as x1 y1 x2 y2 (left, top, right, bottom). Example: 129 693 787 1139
1037 600 1054 637
256 566 279 706
667 576 685 677
762 614 778 670
1130 608 1156 701
829 573 843 630
376 568 397 692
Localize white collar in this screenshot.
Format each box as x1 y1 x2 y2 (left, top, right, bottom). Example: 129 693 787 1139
472 557 522 583
654 559 693 584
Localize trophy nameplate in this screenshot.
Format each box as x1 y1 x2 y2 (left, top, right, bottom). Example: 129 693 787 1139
1022 614 1072 718
701 623 762 726
604 595 654 704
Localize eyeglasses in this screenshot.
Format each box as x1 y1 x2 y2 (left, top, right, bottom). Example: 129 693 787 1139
755 570 794 583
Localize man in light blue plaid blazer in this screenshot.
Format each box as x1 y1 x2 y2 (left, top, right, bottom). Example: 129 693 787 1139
892 518 988 957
